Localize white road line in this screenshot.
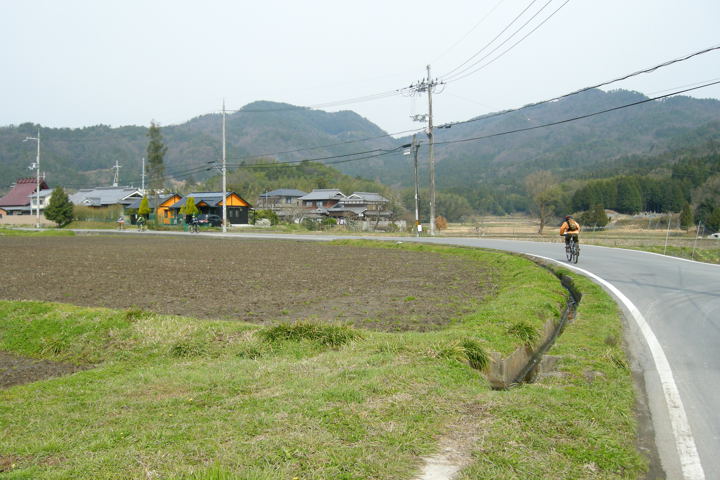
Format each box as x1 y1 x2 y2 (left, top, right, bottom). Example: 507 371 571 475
528 254 705 480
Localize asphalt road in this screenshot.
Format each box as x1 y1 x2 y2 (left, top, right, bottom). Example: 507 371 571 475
84 229 720 478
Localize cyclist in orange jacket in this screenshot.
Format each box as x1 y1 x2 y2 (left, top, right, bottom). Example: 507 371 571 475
560 215 581 246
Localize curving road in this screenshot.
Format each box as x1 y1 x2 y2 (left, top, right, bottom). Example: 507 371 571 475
84 229 720 478
231 233 719 479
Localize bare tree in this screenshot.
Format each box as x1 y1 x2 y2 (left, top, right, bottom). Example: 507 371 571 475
524 170 560 234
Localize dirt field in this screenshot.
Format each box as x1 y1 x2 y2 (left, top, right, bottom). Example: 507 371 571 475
1 235 497 387
1 235 495 330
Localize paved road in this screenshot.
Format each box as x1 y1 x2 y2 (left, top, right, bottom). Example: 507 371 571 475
84 229 720 478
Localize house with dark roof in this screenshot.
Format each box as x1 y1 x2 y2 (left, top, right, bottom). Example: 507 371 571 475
0 178 50 216
257 189 307 219
298 189 346 216
69 187 143 208
326 192 391 221
168 192 252 225
125 193 183 224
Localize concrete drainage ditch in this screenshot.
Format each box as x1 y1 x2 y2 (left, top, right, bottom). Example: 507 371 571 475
487 269 581 390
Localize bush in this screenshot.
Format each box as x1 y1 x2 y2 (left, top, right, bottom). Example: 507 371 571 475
252 209 279 225
507 321 540 348
259 321 361 348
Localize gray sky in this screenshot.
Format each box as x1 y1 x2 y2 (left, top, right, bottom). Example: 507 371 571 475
2 0 719 136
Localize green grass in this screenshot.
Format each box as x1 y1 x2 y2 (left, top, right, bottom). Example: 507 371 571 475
0 244 645 479
0 227 75 237
628 244 720 264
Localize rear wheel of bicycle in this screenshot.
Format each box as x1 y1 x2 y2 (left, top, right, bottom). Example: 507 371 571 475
572 243 580 264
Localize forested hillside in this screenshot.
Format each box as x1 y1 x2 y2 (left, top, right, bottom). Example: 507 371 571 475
2 90 720 227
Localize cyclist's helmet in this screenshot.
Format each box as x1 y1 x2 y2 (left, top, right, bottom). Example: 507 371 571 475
565 215 572 220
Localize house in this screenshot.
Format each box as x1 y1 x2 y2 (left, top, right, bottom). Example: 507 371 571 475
326 192 391 221
257 189 307 219
69 187 143 208
298 189 346 216
0 177 50 216
168 192 252 225
125 193 183 224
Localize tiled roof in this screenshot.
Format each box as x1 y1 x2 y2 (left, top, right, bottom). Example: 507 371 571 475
298 189 345 201
260 189 307 198
69 187 142 207
0 178 49 207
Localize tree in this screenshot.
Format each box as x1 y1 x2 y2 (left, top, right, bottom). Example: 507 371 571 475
43 187 74 227
138 196 151 219
679 202 694 231
524 171 560 234
146 121 167 193
180 197 199 216
616 177 643 214
707 207 720 232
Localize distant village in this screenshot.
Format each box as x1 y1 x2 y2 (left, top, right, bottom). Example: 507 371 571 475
0 177 398 230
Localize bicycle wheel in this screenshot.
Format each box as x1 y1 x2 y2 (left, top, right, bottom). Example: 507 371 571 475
565 241 574 262
572 243 580 264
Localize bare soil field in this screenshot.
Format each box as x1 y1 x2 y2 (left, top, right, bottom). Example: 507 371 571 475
1 235 498 387
0 235 495 331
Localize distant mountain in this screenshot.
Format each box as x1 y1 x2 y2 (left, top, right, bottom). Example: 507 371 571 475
0 101 396 193
2 91 720 210
335 89 720 189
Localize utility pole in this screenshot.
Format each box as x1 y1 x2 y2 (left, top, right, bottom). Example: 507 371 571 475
23 128 41 228
409 65 442 235
222 100 228 233
426 65 436 236
411 134 421 237
112 160 121 187
141 157 145 195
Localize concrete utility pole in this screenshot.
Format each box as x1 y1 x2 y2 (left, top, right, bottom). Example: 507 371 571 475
23 128 41 228
426 65 437 236
409 65 442 235
112 160 121 187
222 100 228 233
410 134 421 237
141 157 145 195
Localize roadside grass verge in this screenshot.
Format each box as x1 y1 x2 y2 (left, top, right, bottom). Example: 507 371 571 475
627 244 720 264
0 227 75 237
0 244 645 479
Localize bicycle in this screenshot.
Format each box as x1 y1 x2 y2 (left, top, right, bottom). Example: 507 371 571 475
189 222 199 233
564 234 580 264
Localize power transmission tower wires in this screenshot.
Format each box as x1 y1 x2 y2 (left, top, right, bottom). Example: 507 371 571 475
409 65 442 235
222 100 228 233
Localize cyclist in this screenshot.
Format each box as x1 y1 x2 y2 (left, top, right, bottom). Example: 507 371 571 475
137 215 146 231
559 215 581 248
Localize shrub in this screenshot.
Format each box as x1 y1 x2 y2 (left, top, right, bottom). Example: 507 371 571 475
461 339 489 370
259 321 360 348
507 321 540 348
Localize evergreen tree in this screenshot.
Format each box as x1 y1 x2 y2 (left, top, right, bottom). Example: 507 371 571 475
590 204 609 227
679 202 694 231
138 196 151 219
707 207 720 232
146 121 167 193
180 197 199 221
44 187 74 227
616 177 643 214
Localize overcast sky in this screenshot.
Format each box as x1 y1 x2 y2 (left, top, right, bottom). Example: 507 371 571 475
2 0 719 136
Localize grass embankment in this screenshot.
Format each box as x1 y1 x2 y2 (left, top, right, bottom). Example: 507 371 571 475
0 243 645 479
627 245 720 264
0 228 74 237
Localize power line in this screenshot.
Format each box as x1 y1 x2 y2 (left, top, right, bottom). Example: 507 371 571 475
431 0 507 65
442 0 570 83
439 0 540 80
438 44 720 129
434 79 720 147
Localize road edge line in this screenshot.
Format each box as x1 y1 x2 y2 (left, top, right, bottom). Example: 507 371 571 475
526 254 706 480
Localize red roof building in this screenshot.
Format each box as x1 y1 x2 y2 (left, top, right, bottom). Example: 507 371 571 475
0 177 50 215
